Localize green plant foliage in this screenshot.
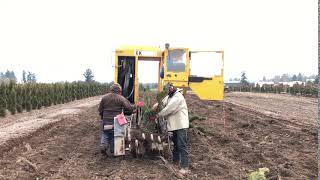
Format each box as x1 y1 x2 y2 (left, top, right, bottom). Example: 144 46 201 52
0 96 6 117
16 93 23 113
248 168 269 180
139 87 169 133
8 89 17 115
140 89 157 133
229 83 317 97
189 112 207 123
0 83 7 117
0 82 108 118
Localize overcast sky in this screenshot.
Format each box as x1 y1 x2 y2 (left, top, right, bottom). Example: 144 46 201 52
0 0 317 83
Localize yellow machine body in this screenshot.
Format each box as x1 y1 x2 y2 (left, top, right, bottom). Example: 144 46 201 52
114 45 224 103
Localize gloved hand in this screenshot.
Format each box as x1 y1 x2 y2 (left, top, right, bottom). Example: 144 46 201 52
148 114 159 121
167 131 173 138
132 105 137 113
99 111 103 120
151 103 158 112
137 101 144 107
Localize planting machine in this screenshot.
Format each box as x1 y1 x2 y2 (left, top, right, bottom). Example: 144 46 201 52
110 43 224 157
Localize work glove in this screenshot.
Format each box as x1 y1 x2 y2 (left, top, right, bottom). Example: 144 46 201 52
167 131 173 139
148 114 159 121
151 103 158 112
137 101 145 107
99 111 103 120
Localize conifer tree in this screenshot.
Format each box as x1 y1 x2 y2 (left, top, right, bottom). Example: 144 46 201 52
31 95 38 110
8 89 17 115
25 95 32 112
0 83 6 117
15 86 23 113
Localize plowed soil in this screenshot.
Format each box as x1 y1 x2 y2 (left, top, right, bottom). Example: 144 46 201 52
0 92 317 180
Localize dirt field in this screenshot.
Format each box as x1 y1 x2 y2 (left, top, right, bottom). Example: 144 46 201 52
0 92 317 179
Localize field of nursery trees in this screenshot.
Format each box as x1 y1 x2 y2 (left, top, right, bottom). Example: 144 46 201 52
0 81 108 117
0 83 317 179
227 83 318 97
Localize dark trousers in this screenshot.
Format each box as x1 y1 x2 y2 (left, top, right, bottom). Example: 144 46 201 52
101 120 114 153
172 128 188 168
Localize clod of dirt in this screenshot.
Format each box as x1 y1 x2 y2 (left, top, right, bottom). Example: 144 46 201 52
191 128 205 137
16 156 38 172
283 162 293 169
24 143 33 151
278 166 297 177
241 123 250 128
216 136 232 145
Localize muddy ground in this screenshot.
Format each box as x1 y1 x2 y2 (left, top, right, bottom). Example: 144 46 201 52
0 92 317 179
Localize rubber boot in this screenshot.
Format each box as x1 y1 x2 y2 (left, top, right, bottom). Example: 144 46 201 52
105 142 113 157
100 144 107 155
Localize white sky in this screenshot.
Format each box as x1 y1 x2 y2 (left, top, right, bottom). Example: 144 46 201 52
0 0 317 83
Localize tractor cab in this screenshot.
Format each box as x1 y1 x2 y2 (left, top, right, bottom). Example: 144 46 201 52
114 44 224 103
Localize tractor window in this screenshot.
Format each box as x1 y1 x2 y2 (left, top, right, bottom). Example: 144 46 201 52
167 49 186 72
190 51 223 77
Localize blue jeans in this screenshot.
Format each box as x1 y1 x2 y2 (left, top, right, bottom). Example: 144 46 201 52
172 128 189 168
101 121 114 153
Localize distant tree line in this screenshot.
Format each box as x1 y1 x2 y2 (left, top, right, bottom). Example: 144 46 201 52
227 82 318 97
0 70 37 84
269 73 318 83
139 83 158 91
0 70 17 83
229 72 318 83
227 71 318 97
0 81 109 117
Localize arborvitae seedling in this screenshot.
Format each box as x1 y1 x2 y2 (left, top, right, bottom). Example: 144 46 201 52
31 96 38 110
0 96 7 117
8 89 17 115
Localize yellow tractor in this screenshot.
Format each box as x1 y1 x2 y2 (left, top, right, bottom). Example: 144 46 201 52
115 43 224 102
112 43 224 156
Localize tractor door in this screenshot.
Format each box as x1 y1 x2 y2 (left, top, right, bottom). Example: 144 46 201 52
188 51 224 100
163 48 190 89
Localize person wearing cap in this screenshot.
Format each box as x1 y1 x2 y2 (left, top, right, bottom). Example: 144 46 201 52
98 83 135 156
153 84 190 175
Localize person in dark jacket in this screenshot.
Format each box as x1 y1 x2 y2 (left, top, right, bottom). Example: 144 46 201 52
98 83 135 155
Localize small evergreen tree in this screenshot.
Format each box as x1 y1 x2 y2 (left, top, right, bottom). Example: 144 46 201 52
25 95 32 112
21 87 26 110
16 96 23 113
15 86 23 113
0 95 6 117
8 89 17 115
0 82 6 117
31 96 38 110
24 85 32 112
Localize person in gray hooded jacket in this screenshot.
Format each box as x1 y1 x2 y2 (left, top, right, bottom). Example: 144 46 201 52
153 84 189 175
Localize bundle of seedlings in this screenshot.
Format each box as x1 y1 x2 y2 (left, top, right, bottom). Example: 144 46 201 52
140 88 168 134
189 112 207 123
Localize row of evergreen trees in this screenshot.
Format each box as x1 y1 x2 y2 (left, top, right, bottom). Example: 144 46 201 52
0 81 109 117
228 83 318 97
